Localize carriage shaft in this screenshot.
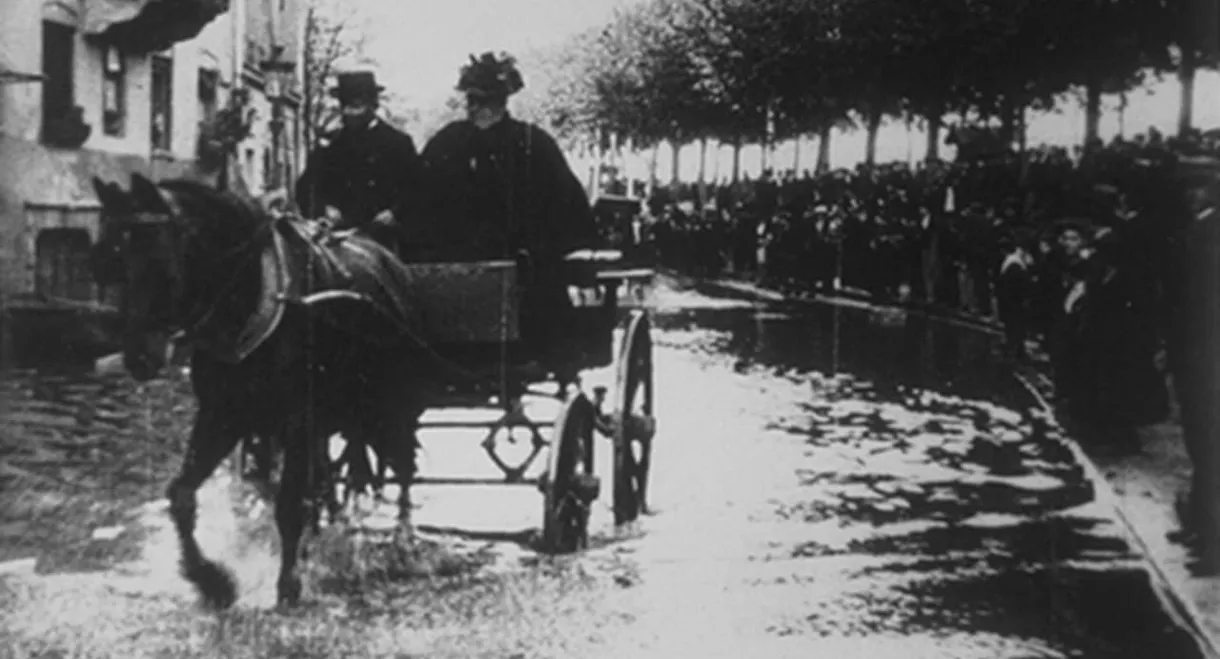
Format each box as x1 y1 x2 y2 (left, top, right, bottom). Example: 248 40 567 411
413 476 541 486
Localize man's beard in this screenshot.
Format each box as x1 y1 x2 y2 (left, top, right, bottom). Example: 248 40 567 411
342 113 373 132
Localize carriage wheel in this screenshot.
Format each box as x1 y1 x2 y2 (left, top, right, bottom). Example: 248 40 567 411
613 310 656 525
541 394 600 553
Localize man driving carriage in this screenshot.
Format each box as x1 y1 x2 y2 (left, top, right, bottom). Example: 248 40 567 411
294 68 422 251
290 68 425 501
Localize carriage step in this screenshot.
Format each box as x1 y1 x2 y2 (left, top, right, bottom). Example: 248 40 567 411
414 476 541 486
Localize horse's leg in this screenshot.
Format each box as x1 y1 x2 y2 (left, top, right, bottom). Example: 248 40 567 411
320 436 347 527
373 446 390 502
275 420 314 606
166 405 243 610
375 404 423 544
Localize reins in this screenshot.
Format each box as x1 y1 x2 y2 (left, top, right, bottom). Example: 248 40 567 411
118 207 275 345
178 219 276 341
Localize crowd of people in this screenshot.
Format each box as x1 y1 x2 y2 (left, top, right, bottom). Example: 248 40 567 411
610 128 1220 566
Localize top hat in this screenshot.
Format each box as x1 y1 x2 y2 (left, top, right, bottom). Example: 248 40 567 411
456 52 524 98
329 71 384 102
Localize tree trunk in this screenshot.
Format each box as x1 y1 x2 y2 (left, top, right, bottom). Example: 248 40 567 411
1118 91 1128 138
864 109 882 166
1179 44 1197 137
588 131 602 198
1000 96 1017 147
646 142 660 198
697 137 709 216
622 135 635 188
670 139 681 192
816 126 831 174
792 135 802 173
1018 105 1031 191
697 137 708 184
1084 77 1102 146
762 102 776 172
1018 105 1028 156
925 111 942 162
731 139 742 183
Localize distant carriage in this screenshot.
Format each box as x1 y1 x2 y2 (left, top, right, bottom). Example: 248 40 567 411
592 195 654 303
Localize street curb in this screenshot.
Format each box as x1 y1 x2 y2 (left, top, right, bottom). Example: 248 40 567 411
672 269 1005 337
1013 371 1220 659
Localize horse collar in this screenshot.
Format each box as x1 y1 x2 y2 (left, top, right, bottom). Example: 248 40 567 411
188 227 290 364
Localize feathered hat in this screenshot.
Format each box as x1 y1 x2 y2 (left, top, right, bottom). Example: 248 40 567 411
456 51 525 97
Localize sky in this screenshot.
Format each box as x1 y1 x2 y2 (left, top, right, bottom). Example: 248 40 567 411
360 0 639 109
351 0 1220 181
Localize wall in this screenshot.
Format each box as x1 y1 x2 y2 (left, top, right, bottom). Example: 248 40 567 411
0 0 307 303
0 0 234 300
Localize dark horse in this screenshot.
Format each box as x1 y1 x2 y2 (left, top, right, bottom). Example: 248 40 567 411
91 173 431 608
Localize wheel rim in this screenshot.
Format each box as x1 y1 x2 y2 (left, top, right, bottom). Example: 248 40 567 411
614 311 654 525
543 394 596 553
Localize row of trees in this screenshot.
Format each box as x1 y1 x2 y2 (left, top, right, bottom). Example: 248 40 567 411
515 0 1219 183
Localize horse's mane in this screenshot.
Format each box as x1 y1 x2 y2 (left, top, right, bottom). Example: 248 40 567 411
159 179 269 232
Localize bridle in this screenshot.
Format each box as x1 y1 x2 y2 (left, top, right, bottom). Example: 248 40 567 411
102 207 273 343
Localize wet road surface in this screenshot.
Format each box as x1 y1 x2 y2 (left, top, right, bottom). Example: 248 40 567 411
0 281 1205 658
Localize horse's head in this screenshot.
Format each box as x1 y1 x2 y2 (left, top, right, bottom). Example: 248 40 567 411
92 173 193 380
94 172 272 379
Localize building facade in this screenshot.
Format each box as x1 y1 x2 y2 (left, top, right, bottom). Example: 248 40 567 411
0 0 305 314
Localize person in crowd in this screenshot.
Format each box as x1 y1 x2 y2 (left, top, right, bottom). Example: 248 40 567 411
1047 219 1096 410
1161 154 1220 570
995 227 1036 361
1073 221 1168 453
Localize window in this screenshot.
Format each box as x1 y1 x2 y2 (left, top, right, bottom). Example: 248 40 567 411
41 21 75 140
35 229 94 302
150 55 173 151
197 68 218 123
101 44 126 136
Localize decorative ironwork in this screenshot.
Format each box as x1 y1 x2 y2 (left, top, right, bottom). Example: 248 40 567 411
479 399 549 483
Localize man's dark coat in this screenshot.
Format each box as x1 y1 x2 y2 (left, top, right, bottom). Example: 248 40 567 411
295 120 422 229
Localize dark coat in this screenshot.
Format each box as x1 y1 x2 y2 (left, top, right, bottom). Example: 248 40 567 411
413 114 599 261
295 120 422 229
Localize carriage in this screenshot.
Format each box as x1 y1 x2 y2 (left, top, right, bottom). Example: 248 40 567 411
90 173 658 608
237 245 658 553
592 194 654 264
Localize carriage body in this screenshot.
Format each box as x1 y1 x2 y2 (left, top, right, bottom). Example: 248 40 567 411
241 247 657 553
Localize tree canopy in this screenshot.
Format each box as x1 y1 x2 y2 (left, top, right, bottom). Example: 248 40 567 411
513 0 1202 162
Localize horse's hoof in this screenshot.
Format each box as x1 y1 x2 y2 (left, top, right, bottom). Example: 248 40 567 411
277 577 302 607
392 524 415 548
188 561 238 611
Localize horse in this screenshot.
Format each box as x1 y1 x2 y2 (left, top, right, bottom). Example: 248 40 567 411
90 173 432 608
